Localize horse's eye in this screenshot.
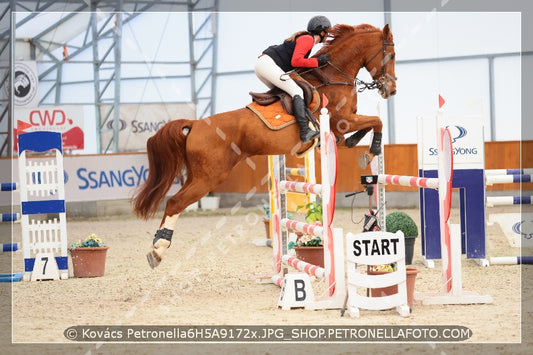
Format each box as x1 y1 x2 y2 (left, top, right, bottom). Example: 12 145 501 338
389 54 395 60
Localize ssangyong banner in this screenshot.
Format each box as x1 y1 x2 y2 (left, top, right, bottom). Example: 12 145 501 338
0 153 181 206
417 114 484 170
13 105 85 151
99 103 196 151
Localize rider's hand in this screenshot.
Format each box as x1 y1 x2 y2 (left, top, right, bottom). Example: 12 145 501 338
317 53 329 66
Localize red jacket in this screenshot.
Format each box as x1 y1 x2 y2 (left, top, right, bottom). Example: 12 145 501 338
262 33 318 72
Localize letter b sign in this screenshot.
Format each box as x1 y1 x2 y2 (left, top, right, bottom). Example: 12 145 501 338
277 273 315 310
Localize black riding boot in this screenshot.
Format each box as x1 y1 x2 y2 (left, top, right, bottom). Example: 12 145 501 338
293 95 319 143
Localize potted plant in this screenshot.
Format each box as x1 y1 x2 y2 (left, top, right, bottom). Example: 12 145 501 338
68 234 110 277
301 201 322 224
288 201 324 267
288 233 324 268
385 211 418 265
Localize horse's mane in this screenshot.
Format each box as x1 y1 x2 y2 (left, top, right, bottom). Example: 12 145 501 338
318 23 380 54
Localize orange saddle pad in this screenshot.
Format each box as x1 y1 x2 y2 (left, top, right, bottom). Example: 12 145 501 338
246 87 321 130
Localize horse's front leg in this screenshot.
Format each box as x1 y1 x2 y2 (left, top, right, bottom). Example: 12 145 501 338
336 113 383 168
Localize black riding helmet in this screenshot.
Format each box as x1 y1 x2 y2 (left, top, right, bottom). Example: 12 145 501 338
307 15 331 34
307 15 331 43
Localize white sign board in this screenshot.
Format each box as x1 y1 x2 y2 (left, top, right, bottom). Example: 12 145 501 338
0 153 181 206
14 105 85 151
99 103 196 151
417 114 485 170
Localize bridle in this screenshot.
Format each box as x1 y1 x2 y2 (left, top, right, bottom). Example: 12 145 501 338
300 32 397 94
359 34 397 93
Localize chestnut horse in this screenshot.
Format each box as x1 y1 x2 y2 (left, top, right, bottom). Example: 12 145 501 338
133 23 396 268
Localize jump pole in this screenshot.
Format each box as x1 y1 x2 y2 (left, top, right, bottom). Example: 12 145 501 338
490 256 533 265
484 169 532 261
486 195 532 208
269 96 345 310
0 182 21 281
1 183 21 224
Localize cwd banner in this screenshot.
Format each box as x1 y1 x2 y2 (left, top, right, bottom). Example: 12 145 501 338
0 153 181 206
99 103 196 151
13 105 85 151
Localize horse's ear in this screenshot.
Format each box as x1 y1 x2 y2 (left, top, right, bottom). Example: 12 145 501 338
383 24 393 40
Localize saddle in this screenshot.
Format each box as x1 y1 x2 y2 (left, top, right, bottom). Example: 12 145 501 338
249 79 315 115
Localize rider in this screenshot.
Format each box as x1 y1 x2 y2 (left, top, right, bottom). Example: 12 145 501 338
255 15 331 143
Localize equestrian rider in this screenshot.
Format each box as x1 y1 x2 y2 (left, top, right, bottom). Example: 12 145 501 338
255 15 331 143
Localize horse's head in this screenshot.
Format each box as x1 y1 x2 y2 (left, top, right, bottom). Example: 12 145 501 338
315 23 397 99
363 24 397 99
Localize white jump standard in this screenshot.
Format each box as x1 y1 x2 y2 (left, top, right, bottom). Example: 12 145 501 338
269 99 346 310
18 131 69 281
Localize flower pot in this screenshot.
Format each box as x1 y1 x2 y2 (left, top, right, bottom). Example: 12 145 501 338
69 246 110 277
405 267 420 308
368 269 398 298
405 236 417 264
293 246 324 268
368 267 420 309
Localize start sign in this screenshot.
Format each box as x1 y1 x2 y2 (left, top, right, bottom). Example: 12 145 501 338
345 230 410 317
346 231 405 266
352 237 401 258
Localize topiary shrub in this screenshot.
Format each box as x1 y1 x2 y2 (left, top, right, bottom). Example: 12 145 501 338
385 211 418 237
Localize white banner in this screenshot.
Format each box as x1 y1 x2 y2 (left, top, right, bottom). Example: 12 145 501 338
13 105 85 151
0 153 181 206
14 61 39 108
100 103 196 151
417 114 485 170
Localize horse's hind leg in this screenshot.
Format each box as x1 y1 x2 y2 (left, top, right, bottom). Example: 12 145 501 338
146 178 212 268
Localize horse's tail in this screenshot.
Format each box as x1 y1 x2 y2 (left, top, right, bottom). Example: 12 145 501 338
133 119 192 219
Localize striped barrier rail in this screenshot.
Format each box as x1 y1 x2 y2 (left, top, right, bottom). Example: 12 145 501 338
377 174 439 190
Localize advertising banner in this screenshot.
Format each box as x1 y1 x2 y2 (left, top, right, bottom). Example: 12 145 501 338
0 153 181 206
99 103 196 151
13 105 85 151
417 114 484 170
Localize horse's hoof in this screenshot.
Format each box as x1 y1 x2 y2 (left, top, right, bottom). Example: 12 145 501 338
358 152 374 169
146 250 161 269
146 238 171 269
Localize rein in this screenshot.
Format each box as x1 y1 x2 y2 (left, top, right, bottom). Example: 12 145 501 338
299 32 396 93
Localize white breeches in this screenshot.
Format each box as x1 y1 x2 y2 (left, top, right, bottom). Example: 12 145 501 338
254 54 303 98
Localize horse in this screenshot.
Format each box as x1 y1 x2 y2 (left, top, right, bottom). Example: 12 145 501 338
133 23 397 268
